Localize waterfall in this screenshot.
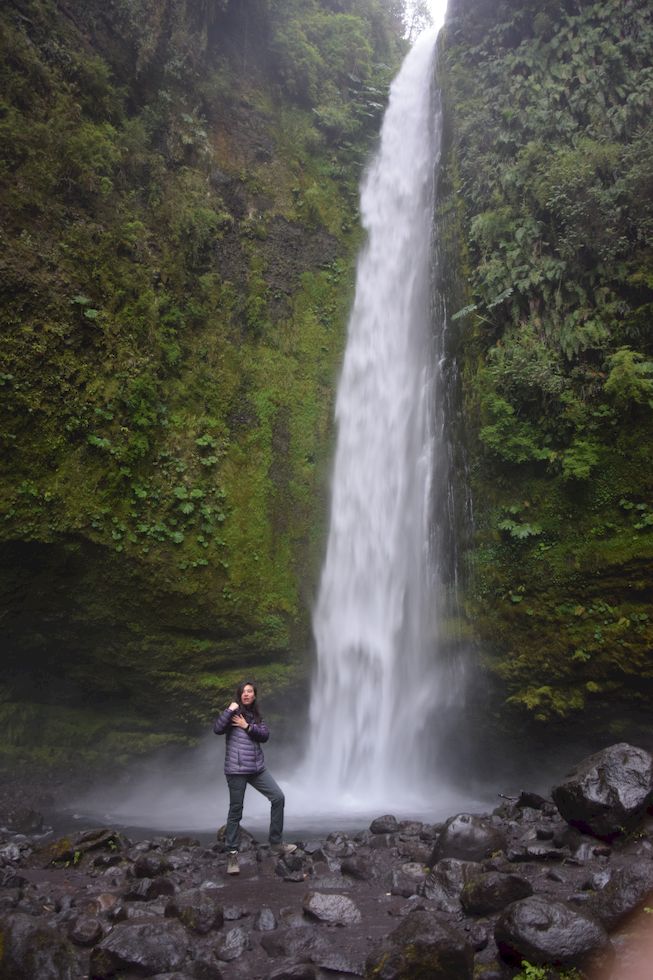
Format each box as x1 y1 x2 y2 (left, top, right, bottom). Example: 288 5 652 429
302 29 460 810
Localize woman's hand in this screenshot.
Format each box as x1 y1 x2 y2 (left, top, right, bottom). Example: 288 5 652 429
228 702 239 711
231 713 249 729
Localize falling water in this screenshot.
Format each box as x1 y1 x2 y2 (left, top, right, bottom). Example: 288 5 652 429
64 25 480 841
301 29 461 811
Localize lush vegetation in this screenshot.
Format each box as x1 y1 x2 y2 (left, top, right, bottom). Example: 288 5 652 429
0 0 406 768
439 0 653 734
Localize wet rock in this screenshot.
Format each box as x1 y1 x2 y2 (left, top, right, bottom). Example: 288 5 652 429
216 925 251 962
516 791 550 810
125 875 176 901
0 868 27 888
149 974 196 980
94 852 123 869
260 925 329 960
267 964 318 980
43 828 125 866
278 906 307 928
552 742 653 840
419 857 478 912
223 904 247 920
462 920 489 951
0 911 77 979
68 913 103 946
165 888 224 934
583 869 611 891
389 869 421 897
0 887 20 910
312 943 365 975
398 819 425 836
495 895 610 967
586 863 653 929
167 850 194 872
324 832 356 858
187 958 225 980
461 871 533 915
507 842 566 862
302 841 326 861
134 852 171 878
430 813 506 864
370 815 399 834
310 873 352 890
302 890 362 925
396 839 431 864
475 967 507 980
366 910 474 979
341 855 372 880
253 905 277 931
89 918 189 977
388 862 426 898
0 843 22 865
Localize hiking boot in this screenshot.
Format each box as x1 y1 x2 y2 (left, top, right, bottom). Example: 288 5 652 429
270 843 298 856
226 851 239 874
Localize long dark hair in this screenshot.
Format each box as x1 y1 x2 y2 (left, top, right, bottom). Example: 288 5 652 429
236 679 262 723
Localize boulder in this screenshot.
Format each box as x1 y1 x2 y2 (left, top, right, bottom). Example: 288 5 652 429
302 891 362 925
340 855 372 880
89 919 189 977
586 864 653 930
495 895 609 967
216 926 251 962
516 792 550 811
389 869 421 898
134 852 170 878
552 743 653 839
165 888 223 934
59 828 125 863
366 910 474 979
312 943 365 975
398 820 426 836
370 815 399 834
461 871 533 915
0 869 27 889
419 858 479 912
267 965 318 980
0 912 77 980
260 926 330 960
323 832 355 857
253 905 278 931
430 813 506 864
125 875 176 901
68 914 103 946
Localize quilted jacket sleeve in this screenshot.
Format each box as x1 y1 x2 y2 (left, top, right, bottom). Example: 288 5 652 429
213 706 236 735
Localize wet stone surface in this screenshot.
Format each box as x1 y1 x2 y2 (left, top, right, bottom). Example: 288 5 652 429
1 742 653 978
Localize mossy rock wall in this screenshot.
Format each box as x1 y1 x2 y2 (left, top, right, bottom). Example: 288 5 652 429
0 0 406 769
439 0 653 745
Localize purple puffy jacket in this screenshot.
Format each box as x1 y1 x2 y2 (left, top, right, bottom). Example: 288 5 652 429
213 705 270 775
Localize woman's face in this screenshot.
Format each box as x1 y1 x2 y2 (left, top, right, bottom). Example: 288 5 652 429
241 685 255 705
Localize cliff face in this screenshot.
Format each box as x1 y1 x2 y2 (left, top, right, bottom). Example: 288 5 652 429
0 0 405 768
439 0 653 740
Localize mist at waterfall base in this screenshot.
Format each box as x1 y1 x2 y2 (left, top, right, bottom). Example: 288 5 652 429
70 28 488 838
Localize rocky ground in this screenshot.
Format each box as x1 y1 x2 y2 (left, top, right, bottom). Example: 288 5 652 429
2 743 653 979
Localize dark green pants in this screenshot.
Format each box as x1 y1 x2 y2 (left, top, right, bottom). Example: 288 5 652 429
225 769 285 850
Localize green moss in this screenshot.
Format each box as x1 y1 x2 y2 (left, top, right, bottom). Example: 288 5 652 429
0 0 404 770
440 0 653 735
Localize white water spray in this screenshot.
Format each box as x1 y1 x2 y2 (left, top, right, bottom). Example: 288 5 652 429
301 29 460 811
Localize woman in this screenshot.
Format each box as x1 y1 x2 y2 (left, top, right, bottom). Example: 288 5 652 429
213 679 295 874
